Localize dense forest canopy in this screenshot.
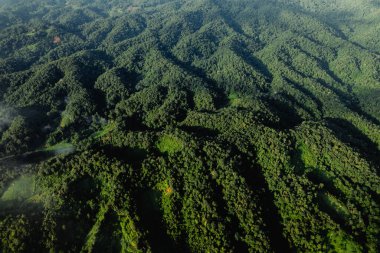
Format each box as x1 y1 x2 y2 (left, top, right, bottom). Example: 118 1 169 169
0 0 379 252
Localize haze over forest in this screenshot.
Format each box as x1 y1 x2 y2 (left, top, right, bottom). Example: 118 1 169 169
0 0 379 252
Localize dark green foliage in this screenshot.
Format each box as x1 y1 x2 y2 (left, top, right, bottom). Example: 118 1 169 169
0 0 379 252
1 116 34 154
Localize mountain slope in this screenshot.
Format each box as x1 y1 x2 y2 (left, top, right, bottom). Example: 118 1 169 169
0 0 379 252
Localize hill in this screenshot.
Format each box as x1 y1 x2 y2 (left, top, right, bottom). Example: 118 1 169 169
0 0 379 252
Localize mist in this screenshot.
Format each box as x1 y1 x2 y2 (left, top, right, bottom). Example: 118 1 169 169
0 104 15 133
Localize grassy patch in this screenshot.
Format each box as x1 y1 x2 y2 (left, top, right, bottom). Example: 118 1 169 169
92 122 116 139
327 230 362 253
157 135 184 154
26 31 37 36
0 174 45 212
60 113 74 128
0 175 37 202
298 143 317 168
228 92 242 107
227 92 252 108
26 43 38 51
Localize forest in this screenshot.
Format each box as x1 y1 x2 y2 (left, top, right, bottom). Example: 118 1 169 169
0 0 379 252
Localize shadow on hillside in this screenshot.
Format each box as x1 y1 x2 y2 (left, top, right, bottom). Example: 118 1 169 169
317 78 380 126
160 49 230 109
326 118 380 173
233 149 292 253
134 190 183 253
284 77 323 115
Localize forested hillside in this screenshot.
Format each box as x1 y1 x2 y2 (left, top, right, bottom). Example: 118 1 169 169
0 0 379 252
